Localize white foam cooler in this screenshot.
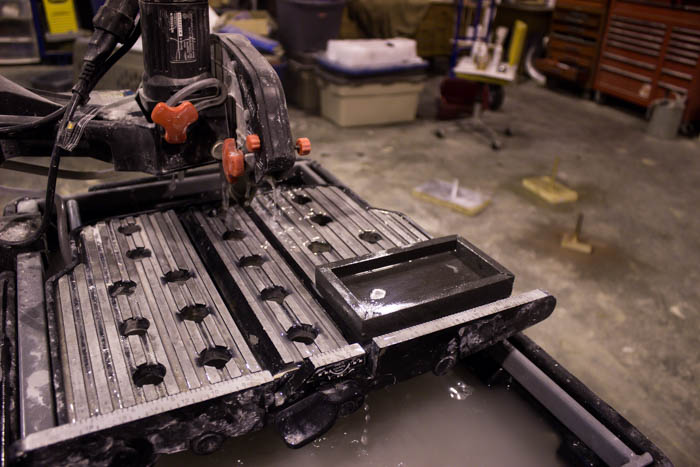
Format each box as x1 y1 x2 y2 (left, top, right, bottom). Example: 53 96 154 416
318 76 425 127
316 37 427 126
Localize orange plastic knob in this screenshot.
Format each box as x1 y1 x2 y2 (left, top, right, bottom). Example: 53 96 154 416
151 101 199 145
222 138 245 183
295 137 311 156
245 134 261 152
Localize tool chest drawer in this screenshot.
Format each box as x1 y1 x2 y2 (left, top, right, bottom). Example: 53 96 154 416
605 16 665 58
597 64 653 104
601 51 656 72
661 55 698 78
609 15 666 36
539 0 608 91
598 55 655 82
553 9 601 29
607 22 664 54
549 35 597 58
535 58 587 83
594 0 700 126
552 22 599 41
651 82 687 102
667 28 700 67
550 49 594 68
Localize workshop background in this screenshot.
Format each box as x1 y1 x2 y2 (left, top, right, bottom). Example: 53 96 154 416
1 0 699 465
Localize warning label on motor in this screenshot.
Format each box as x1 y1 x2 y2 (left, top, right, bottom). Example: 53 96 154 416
167 11 197 63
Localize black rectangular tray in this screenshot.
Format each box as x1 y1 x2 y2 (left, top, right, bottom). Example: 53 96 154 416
315 235 515 338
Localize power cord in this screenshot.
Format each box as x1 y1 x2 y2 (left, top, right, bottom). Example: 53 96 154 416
0 0 140 248
0 20 141 137
0 96 78 247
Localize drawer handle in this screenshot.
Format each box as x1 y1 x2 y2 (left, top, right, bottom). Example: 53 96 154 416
607 40 659 57
603 52 655 70
609 26 663 44
673 26 700 38
658 81 688 95
666 46 700 60
661 68 693 81
666 54 698 66
610 20 665 37
670 32 700 46
611 15 666 30
600 64 652 83
608 33 661 50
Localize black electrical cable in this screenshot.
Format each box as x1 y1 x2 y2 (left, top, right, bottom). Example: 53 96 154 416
0 20 141 137
0 107 65 136
165 78 224 107
0 21 141 248
92 19 141 87
0 160 115 179
0 95 79 248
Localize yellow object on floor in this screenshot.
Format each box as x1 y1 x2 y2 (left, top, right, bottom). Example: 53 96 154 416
561 213 593 254
561 232 593 254
522 176 578 204
522 156 578 204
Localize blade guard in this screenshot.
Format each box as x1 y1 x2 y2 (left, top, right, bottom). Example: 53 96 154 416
212 34 296 183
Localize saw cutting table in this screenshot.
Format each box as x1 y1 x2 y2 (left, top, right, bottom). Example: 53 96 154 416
1 161 668 466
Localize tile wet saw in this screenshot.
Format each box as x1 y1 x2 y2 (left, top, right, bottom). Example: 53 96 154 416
0 0 669 465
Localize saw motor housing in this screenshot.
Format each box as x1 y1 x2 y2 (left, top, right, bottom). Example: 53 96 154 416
0 1 297 185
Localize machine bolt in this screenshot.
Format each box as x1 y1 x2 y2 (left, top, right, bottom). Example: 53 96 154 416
295 137 311 156
433 354 457 376
222 138 245 183
246 134 261 152
210 140 224 160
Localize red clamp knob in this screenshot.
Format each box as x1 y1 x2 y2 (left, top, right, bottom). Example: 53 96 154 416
245 134 261 152
295 137 311 156
151 101 198 145
222 138 245 183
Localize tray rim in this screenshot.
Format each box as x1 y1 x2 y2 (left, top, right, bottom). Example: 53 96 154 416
315 235 515 338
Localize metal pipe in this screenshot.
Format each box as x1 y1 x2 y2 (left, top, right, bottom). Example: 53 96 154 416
497 343 653 467
66 199 82 231
449 0 466 75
